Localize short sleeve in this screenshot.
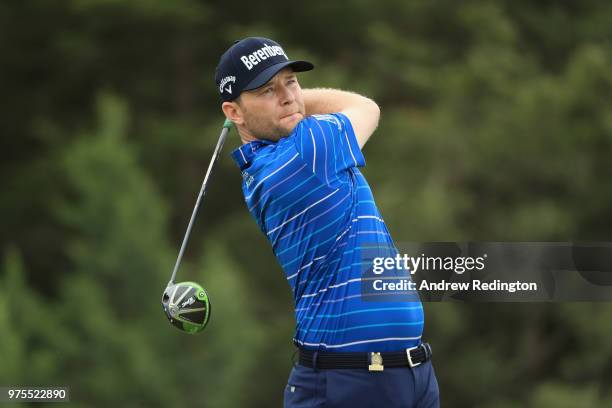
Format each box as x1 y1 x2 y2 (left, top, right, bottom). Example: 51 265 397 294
292 113 366 185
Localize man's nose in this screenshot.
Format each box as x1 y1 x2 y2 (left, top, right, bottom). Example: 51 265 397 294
278 85 295 105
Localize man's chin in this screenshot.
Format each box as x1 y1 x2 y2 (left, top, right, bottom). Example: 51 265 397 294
252 118 303 141
282 113 304 132
274 121 302 139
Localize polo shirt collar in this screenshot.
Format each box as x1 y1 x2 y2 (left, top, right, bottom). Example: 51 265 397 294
231 139 275 170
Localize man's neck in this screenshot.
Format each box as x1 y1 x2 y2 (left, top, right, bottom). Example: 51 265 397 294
237 125 258 145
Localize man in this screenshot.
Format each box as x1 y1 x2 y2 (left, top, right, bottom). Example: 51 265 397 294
215 37 439 408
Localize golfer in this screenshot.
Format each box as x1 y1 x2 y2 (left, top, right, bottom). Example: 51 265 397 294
216 37 439 408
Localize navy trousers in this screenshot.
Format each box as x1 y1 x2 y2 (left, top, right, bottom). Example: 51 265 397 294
283 359 439 408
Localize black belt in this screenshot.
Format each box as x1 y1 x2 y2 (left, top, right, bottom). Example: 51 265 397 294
298 343 432 371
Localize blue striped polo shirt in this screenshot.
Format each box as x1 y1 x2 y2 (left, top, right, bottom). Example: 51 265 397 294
231 113 423 352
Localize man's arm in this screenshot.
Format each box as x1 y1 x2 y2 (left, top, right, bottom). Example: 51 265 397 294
302 88 380 149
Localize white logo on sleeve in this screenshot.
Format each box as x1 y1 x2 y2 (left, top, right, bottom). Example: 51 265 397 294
313 114 342 131
219 76 236 94
240 43 288 70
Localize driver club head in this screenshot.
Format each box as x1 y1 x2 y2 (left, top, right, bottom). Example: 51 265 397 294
162 281 211 334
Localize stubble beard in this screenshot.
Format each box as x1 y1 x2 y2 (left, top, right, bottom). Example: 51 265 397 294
243 113 293 142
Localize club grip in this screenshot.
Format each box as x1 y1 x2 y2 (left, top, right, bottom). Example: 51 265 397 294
223 119 234 129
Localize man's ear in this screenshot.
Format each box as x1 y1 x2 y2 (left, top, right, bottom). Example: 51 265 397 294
222 101 245 126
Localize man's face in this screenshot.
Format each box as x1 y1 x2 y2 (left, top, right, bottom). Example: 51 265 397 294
233 67 305 141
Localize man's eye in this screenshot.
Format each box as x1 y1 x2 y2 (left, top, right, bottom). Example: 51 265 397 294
263 87 273 94
287 79 296 85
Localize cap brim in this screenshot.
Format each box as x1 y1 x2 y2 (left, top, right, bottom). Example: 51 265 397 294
243 60 314 92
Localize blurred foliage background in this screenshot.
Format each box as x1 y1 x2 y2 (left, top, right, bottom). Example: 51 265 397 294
2 0 612 406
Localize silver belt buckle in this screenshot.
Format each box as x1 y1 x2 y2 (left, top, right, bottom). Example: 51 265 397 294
406 346 422 368
368 352 384 371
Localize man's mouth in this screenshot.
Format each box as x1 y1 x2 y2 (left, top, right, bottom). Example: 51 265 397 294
282 112 302 121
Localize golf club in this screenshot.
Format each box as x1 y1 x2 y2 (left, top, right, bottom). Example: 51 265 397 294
161 119 233 333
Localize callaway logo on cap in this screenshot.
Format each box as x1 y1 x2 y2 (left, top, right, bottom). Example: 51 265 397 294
215 37 314 102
